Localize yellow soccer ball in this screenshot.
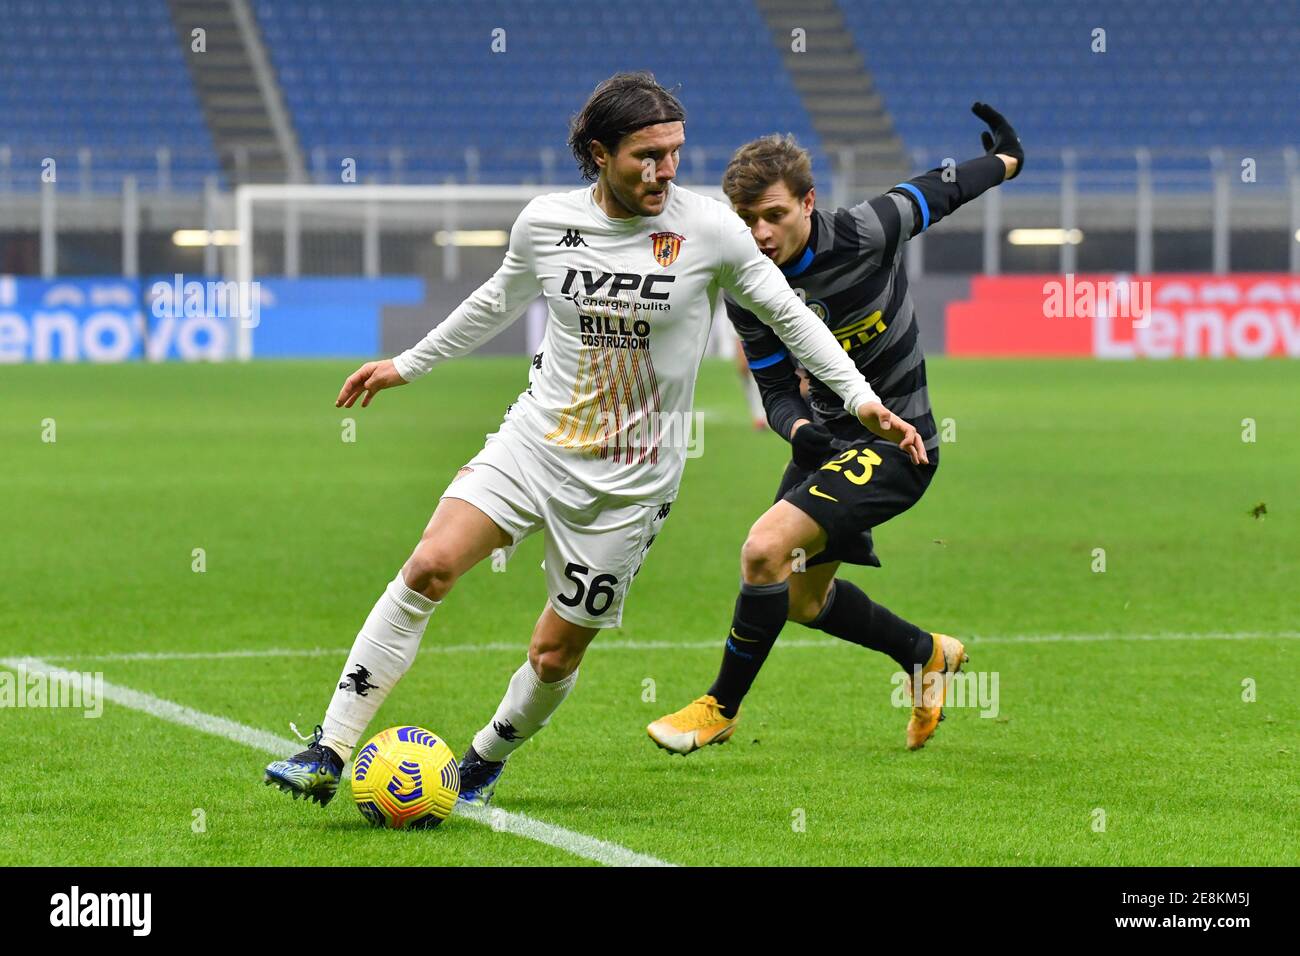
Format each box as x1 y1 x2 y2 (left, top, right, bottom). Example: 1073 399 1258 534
351 726 459 829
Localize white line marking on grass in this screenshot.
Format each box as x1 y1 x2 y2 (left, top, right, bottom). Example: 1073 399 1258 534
454 802 671 867
1 656 296 754
0 656 674 869
40 631 1300 664
43 646 373 663
970 631 1300 646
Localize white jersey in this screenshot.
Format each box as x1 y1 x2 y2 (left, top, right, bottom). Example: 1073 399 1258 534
393 182 880 501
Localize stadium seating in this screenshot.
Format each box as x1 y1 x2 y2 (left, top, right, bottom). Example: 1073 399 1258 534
839 0 1298 158
4 0 1292 194
0 0 220 190
254 0 830 185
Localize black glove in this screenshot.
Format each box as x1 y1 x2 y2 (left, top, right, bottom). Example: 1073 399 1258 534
791 421 837 470
972 102 1024 180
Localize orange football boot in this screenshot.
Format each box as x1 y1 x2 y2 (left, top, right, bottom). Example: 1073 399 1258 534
647 695 740 755
905 633 969 750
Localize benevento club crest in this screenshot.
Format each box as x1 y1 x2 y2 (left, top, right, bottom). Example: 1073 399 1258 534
650 231 685 267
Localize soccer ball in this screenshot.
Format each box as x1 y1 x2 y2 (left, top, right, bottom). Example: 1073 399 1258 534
351 725 460 829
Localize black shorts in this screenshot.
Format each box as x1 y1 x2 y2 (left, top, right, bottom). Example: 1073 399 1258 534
775 439 939 568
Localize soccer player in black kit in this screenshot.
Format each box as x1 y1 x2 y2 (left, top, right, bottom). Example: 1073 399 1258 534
649 103 1023 752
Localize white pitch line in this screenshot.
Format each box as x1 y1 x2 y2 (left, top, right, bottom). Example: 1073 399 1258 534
453 802 671 867
35 630 1300 664
0 656 674 869
972 631 1300 645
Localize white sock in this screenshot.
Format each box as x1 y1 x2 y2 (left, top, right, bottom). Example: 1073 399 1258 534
472 660 579 762
321 571 439 761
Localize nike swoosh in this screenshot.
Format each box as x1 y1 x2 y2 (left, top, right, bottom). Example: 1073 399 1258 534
729 627 758 643
809 485 838 502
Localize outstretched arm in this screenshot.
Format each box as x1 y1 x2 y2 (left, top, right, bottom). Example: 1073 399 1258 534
392 206 542 380
881 102 1024 242
336 204 543 408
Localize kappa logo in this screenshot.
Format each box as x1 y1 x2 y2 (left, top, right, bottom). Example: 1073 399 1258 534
339 665 377 696
555 228 588 248
650 231 684 267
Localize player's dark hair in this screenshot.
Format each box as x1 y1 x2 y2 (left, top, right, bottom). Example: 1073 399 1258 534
568 72 686 182
722 134 815 207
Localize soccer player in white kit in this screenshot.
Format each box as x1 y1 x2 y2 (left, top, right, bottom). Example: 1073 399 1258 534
263 72 927 808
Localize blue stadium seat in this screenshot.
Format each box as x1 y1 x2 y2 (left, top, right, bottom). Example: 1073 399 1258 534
4 0 1291 195
255 0 829 186
837 0 1298 189
0 0 219 192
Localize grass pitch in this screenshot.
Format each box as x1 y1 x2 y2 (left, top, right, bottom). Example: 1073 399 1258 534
1 356 1296 866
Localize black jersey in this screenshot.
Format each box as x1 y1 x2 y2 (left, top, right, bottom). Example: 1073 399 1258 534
727 154 1007 454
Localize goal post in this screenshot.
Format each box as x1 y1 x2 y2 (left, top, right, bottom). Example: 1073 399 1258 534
232 184 550 360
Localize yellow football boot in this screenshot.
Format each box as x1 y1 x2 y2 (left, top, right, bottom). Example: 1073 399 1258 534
905 634 969 750
647 695 740 755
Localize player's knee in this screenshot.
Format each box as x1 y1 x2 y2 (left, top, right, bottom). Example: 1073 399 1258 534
403 545 461 600
740 530 789 585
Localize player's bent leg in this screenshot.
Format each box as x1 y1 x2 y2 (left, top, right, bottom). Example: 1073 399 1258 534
458 605 597 805
775 439 958 746
263 497 513 806
788 560 949 750
712 501 824 709
785 559 964 750
648 502 825 755
788 560 958 749
798 576 934 670
322 496 510 755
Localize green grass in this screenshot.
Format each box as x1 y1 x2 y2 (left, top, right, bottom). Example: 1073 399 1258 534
1 357 1297 866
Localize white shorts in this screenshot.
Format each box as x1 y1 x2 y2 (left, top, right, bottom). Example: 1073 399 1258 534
440 420 673 629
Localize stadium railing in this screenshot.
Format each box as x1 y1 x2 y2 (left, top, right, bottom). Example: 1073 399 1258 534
1 145 1297 278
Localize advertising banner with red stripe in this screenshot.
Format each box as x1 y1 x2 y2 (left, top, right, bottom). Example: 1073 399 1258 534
946 274 1300 358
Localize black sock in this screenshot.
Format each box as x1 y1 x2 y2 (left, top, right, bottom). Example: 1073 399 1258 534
804 579 932 670
707 580 789 717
